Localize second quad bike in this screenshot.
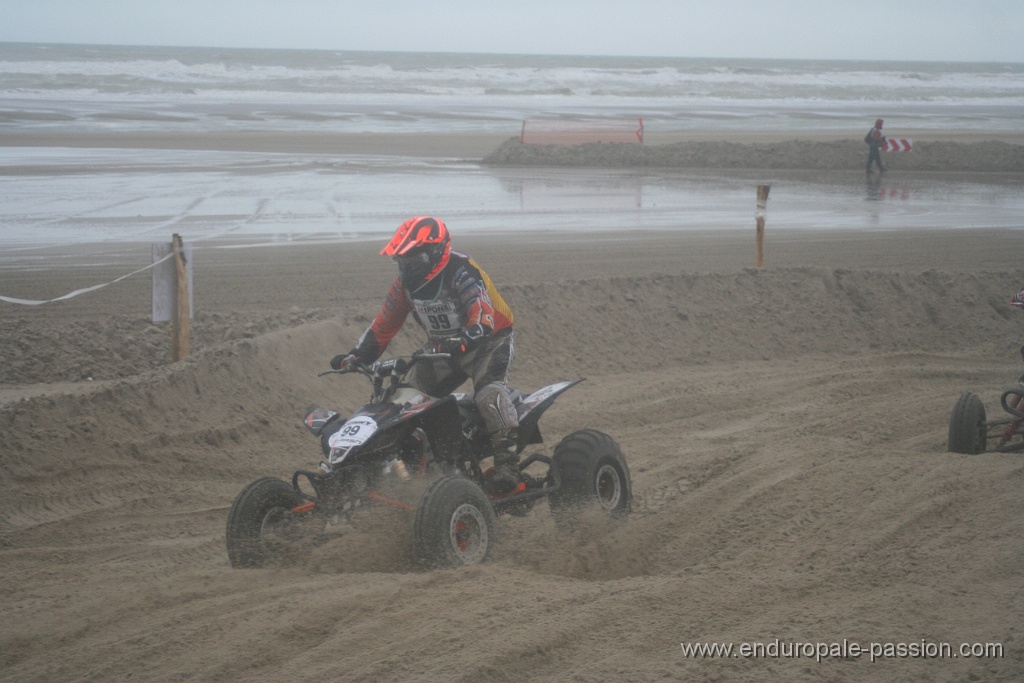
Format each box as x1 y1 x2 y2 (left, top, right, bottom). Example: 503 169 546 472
226 349 631 569
947 348 1024 455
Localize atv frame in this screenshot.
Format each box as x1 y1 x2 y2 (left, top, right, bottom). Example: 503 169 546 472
947 371 1024 455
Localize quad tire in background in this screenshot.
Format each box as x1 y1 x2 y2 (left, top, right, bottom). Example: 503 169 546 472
413 475 496 568
226 477 305 568
947 392 987 455
549 429 631 527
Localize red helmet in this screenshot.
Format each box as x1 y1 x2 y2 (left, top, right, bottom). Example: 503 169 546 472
381 216 451 291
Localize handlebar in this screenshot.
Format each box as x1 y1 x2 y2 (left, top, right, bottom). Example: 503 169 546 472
318 348 452 379
1001 387 1024 419
320 348 454 404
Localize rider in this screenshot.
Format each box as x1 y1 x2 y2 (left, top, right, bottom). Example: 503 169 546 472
330 216 521 493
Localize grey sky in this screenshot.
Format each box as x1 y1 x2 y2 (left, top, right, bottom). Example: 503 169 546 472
3 0 1022 62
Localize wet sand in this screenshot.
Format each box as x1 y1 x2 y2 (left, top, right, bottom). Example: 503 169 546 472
3 128 1023 251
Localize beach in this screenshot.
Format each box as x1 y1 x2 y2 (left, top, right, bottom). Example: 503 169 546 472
3 120 1024 683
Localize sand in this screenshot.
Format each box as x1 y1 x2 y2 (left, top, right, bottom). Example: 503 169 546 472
484 134 1024 173
2 131 1024 682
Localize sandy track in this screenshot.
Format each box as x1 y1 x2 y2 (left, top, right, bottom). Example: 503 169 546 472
2 231 1023 681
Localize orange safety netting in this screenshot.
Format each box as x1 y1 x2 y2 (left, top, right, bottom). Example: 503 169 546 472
520 117 643 145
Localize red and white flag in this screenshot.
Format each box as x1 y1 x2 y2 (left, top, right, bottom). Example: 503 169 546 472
883 138 913 152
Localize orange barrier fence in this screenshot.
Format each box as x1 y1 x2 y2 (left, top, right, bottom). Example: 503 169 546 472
520 117 644 145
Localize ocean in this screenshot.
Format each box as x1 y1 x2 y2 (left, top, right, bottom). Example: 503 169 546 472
1 43 1023 251
3 42 1023 135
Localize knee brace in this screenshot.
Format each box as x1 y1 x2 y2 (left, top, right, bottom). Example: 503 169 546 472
474 383 519 435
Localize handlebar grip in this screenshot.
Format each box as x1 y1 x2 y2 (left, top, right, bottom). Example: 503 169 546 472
318 361 368 377
413 348 452 360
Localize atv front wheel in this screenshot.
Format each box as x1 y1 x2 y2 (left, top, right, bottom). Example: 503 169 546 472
947 392 987 455
549 429 631 527
226 477 305 568
413 475 496 568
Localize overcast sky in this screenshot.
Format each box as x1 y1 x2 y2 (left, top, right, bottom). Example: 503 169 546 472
3 0 1022 62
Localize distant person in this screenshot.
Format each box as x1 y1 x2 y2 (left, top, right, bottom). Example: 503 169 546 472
865 118 887 174
330 216 521 493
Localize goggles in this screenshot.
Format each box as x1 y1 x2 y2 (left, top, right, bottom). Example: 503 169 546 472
394 251 432 272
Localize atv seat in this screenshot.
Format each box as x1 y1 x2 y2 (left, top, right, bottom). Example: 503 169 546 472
455 388 525 411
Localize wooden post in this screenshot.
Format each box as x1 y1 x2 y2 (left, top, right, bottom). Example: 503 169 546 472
171 233 190 361
755 184 771 268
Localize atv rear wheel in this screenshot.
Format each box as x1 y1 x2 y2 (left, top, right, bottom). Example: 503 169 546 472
226 477 305 568
549 429 631 527
947 392 987 455
413 475 496 568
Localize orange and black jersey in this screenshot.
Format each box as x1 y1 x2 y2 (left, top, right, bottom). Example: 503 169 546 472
350 251 514 362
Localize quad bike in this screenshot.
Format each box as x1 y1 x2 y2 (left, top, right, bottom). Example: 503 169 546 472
947 346 1024 455
226 349 631 569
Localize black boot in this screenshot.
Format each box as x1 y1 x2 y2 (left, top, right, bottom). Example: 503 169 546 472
489 450 520 495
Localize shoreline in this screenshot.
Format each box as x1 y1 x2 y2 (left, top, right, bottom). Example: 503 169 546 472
0 130 513 159
4 128 1024 160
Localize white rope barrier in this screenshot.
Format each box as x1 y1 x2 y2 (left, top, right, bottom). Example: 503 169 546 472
0 252 174 306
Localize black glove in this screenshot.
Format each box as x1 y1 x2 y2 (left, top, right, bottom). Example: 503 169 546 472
435 336 470 355
330 353 357 371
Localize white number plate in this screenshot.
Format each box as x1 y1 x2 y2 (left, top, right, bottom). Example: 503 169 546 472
327 416 378 454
